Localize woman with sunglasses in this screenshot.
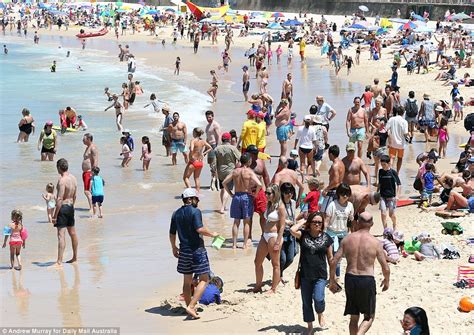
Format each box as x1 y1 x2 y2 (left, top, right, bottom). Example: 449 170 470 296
290 212 334 333
324 183 354 281
253 184 286 293
279 182 298 282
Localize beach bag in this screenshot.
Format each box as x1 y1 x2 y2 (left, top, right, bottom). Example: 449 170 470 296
294 253 302 290
406 100 418 117
413 178 423 191
464 113 474 131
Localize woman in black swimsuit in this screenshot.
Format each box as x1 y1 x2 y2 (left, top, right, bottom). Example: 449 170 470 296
17 108 35 143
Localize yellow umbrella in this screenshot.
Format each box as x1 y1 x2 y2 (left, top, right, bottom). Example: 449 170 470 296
380 18 393 28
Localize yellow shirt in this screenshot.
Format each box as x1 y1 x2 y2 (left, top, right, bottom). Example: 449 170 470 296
257 121 266 149
299 40 306 52
241 120 259 149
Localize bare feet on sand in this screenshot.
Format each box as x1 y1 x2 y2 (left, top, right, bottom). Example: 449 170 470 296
66 258 77 264
252 287 262 293
185 306 200 319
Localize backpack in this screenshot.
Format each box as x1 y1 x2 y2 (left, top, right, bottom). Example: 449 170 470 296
464 113 474 131
405 99 418 117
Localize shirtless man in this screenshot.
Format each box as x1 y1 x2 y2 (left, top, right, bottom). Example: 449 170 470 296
223 154 262 249
370 78 383 101
205 111 221 190
346 97 369 158
329 212 390 335
369 98 387 131
349 185 380 215
247 145 270 234
52 158 78 266
416 45 428 74
321 145 345 212
275 99 291 157
273 156 304 206
242 65 250 101
281 73 293 107
342 142 371 188
82 133 98 212
168 112 188 165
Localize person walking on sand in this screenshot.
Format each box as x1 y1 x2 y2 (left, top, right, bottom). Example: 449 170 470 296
222 154 262 249
169 188 219 319
242 66 250 101
291 211 334 334
346 97 369 158
82 133 99 212
329 212 390 335
183 128 212 194
253 183 285 294
275 99 292 157
52 158 78 266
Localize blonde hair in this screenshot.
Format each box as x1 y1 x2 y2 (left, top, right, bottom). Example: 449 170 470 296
308 177 322 190
266 183 281 213
46 183 54 193
193 127 204 137
11 209 23 222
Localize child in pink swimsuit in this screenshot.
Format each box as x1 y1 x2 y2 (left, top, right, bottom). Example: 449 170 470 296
267 48 273 65
140 136 152 171
2 209 28 270
276 45 282 64
438 125 449 158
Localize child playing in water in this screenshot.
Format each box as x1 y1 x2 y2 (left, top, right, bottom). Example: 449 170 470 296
2 209 27 270
120 136 132 167
134 81 143 95
140 136 152 171
144 93 163 113
437 124 449 158
75 115 88 130
267 47 273 65
381 227 400 264
91 167 105 218
174 57 181 75
42 183 56 223
183 128 212 193
276 45 282 64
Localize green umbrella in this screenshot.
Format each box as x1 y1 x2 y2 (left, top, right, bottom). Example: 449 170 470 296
116 1 123 7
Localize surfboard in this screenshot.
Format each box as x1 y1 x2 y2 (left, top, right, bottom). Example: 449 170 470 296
52 126 78 132
396 199 416 207
459 143 467 148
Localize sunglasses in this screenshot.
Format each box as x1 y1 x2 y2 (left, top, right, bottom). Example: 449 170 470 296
265 191 273 195
282 191 293 194
311 220 323 224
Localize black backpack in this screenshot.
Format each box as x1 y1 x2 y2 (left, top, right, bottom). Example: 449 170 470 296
405 99 418 117
464 113 474 131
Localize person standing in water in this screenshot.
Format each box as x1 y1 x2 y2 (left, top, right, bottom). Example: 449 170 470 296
183 128 212 194
82 133 99 213
52 158 78 266
168 112 188 166
17 108 35 143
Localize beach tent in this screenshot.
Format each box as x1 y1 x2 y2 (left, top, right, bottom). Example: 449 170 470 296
452 12 470 21
380 18 393 28
348 23 367 30
165 8 176 13
147 9 159 15
411 14 425 21
266 22 285 30
186 1 229 20
358 5 369 12
282 19 303 26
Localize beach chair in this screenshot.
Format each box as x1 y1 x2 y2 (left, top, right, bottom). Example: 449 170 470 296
457 265 474 288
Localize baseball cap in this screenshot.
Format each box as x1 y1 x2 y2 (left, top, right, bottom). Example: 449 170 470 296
45 121 53 126
182 188 199 199
247 110 256 117
122 129 131 134
221 132 231 141
304 115 312 121
435 105 444 112
257 112 265 119
246 145 259 154
393 231 404 242
290 149 299 157
346 142 356 151
162 105 170 112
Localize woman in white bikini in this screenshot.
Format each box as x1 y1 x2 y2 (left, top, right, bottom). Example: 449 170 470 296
253 183 286 293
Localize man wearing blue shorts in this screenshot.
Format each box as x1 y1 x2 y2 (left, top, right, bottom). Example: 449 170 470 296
169 188 219 319
169 112 188 165
346 97 368 158
275 98 291 157
222 154 262 249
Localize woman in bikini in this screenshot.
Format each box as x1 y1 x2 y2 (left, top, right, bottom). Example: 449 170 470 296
253 183 286 294
121 82 130 110
104 94 124 131
207 70 218 103
183 128 212 193
17 108 35 143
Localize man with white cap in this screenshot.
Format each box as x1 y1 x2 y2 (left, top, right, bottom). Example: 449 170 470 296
294 115 318 176
169 188 219 319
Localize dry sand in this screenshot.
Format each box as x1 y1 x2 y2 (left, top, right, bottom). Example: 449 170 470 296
1 11 473 334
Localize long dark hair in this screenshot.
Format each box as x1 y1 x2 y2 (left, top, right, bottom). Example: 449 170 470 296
404 307 430 335
304 211 325 231
142 136 151 154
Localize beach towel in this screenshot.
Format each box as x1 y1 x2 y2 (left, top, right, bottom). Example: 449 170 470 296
457 265 474 288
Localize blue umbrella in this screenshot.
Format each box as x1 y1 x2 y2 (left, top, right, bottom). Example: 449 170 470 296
165 8 175 13
348 23 366 29
282 19 303 26
267 22 284 29
389 18 408 24
147 10 159 15
0 3 5 8
411 14 425 21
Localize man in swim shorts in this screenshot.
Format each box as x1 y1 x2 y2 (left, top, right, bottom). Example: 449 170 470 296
52 158 78 266
205 111 221 190
346 97 368 158
82 133 98 212
223 154 262 249
161 105 174 157
169 188 219 319
329 212 390 335
275 99 291 157
168 112 188 165
242 66 250 101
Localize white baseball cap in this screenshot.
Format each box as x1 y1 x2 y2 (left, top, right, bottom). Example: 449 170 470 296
182 188 199 199
304 115 312 121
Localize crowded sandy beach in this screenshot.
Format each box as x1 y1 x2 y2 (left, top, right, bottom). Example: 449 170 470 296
0 1 473 334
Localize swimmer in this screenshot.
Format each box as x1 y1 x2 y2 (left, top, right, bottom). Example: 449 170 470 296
42 183 56 223
140 136 152 171
120 136 132 167
51 60 56 72
183 128 212 193
77 65 84 71
4 45 8 54
75 115 88 130
66 50 70 57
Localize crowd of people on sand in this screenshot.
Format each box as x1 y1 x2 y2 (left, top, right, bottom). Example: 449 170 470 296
3 1 474 333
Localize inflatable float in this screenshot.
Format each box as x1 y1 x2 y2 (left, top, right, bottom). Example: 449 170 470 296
76 28 108 38
53 126 77 132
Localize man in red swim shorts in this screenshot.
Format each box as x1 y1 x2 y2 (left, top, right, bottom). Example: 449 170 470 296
247 145 270 238
82 133 99 212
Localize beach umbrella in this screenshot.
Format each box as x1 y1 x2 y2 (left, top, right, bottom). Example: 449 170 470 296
452 12 470 21
0 3 4 8
348 23 367 29
116 1 123 7
165 8 176 13
116 9 127 13
250 11 263 17
376 27 388 35
380 18 393 28
271 12 284 18
398 21 417 30
266 22 284 30
389 18 408 24
411 13 425 21
147 9 159 15
358 5 369 12
282 19 303 26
